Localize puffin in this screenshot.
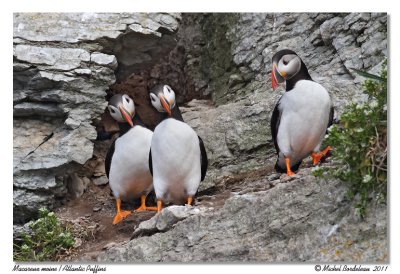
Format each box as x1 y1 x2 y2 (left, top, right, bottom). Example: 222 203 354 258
105 94 156 225
148 84 208 212
270 49 334 176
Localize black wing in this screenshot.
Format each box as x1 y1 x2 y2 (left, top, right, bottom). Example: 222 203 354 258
328 105 334 128
198 136 208 181
270 99 282 153
148 148 153 176
105 139 116 178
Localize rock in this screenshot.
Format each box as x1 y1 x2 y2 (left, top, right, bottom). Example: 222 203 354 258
93 176 108 186
181 99 276 193
98 173 387 262
74 69 92 76
93 205 102 212
13 189 54 223
13 102 65 117
13 224 33 243
14 45 90 71
91 53 118 69
67 173 88 198
13 12 182 223
93 161 106 177
131 205 207 239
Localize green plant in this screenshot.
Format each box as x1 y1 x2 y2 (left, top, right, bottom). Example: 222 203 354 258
314 61 387 217
13 207 75 261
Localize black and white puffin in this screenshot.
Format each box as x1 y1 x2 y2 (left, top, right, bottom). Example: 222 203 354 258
148 84 208 212
270 49 333 176
105 94 156 225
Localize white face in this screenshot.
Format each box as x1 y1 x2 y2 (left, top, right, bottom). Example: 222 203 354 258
108 94 135 123
150 85 176 113
277 54 301 79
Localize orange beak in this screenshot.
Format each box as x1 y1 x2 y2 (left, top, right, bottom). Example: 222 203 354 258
271 63 286 91
160 95 172 116
119 105 134 127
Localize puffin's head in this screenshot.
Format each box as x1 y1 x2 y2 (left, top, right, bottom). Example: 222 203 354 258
149 84 176 116
108 94 135 127
271 49 302 90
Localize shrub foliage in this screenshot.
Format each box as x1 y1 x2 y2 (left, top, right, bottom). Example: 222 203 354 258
315 61 387 217
13 207 75 261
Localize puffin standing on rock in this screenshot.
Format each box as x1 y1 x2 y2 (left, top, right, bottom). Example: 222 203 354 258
148 84 208 212
105 94 156 225
270 49 333 176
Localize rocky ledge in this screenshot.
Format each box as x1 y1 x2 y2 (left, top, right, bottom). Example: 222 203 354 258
97 167 387 263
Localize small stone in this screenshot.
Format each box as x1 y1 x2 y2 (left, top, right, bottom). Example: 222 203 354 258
93 205 102 212
93 176 108 186
93 161 106 177
73 238 82 248
267 173 281 181
103 242 118 250
67 173 87 198
280 174 301 183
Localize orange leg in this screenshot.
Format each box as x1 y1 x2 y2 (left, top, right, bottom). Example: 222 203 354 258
187 196 193 206
311 145 331 165
157 199 163 213
285 157 296 176
112 198 131 225
134 195 158 212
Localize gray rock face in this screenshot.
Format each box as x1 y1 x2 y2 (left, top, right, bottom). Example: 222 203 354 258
176 13 387 193
181 99 276 193
98 171 387 262
13 13 181 223
185 13 386 109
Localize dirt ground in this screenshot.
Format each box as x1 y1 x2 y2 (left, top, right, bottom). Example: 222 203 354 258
55 165 276 261
56 155 325 261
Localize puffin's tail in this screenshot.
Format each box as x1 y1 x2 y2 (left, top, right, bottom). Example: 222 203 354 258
274 158 302 173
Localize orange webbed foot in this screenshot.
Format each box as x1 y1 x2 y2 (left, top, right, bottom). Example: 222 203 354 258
311 146 331 165
285 157 296 176
157 200 163 213
134 195 158 212
112 210 131 225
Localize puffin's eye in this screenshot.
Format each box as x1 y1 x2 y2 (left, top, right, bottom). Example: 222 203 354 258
125 97 130 103
110 108 115 114
283 59 288 65
150 95 156 101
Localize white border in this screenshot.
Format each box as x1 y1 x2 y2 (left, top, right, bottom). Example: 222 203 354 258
3 1 398 273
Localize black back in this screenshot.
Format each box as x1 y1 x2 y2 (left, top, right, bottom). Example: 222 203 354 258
270 98 282 154
198 136 208 181
328 106 334 128
105 139 116 178
148 148 153 176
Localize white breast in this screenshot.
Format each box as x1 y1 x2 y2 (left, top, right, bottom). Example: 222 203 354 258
109 126 153 200
151 119 201 204
277 80 332 163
